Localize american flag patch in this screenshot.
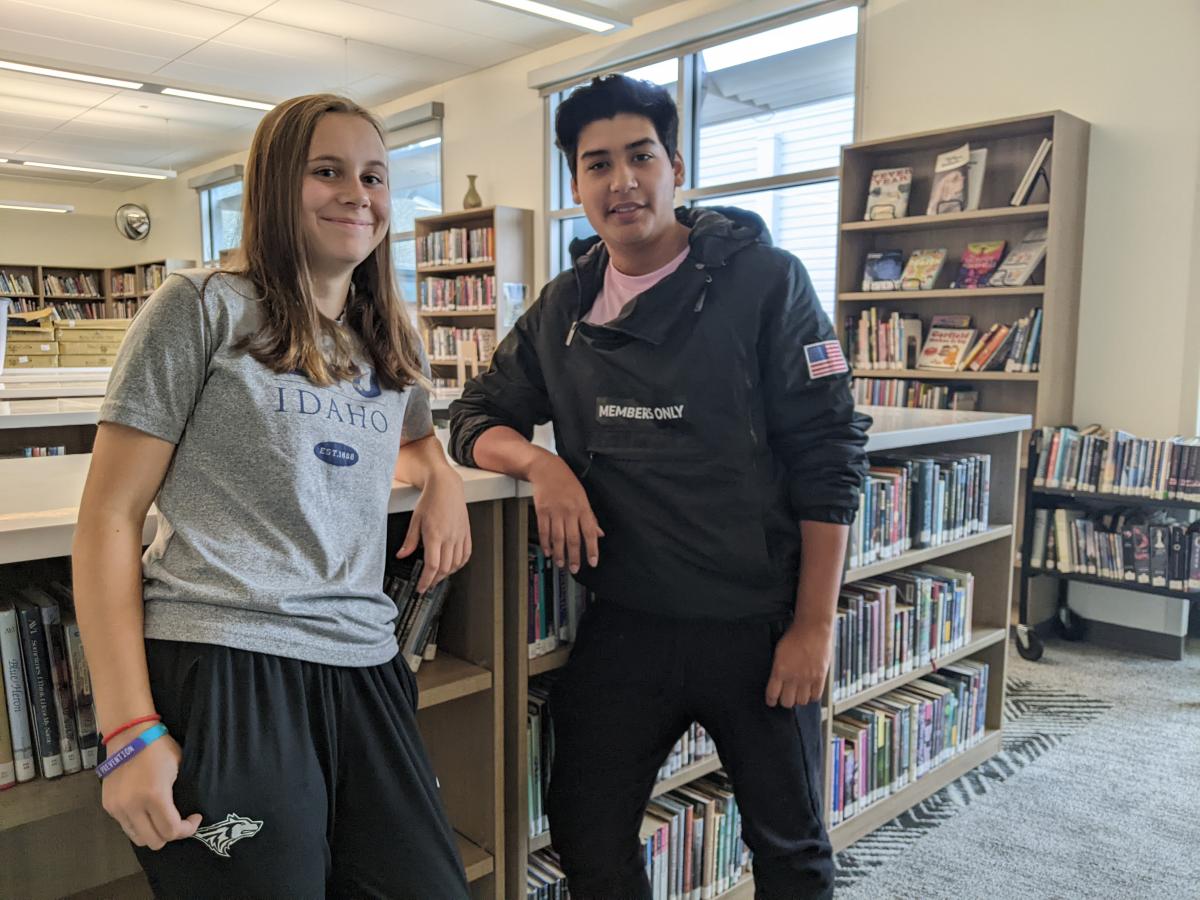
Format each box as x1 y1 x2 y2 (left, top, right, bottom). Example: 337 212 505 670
804 340 849 379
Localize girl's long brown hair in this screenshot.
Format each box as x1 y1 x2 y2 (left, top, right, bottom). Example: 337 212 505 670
229 93 424 391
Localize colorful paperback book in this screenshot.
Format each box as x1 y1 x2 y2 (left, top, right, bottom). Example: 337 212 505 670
864 167 913 220
927 144 970 215
900 249 947 291
862 250 904 291
988 227 1048 287
951 240 1006 288
917 324 978 371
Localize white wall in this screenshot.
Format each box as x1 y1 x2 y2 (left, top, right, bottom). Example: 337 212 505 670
0 178 137 267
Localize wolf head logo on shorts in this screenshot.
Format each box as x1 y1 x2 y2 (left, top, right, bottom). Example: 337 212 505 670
191 813 264 858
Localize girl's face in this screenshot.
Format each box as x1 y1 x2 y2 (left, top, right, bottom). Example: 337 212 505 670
301 112 390 276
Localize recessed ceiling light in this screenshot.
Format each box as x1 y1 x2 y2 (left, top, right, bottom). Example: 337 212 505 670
159 87 274 111
476 0 629 33
17 158 175 180
0 59 144 90
0 200 74 214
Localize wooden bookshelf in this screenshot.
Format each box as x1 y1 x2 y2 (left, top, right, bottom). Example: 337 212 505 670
414 206 532 387
0 464 509 900
504 409 1028 894
0 259 192 325
838 112 1090 629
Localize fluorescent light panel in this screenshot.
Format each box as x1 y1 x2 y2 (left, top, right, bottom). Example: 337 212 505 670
0 59 144 90
18 159 174 180
478 0 629 33
159 87 274 111
0 200 74 214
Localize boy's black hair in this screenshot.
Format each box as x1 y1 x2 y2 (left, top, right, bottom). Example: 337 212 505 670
554 74 679 179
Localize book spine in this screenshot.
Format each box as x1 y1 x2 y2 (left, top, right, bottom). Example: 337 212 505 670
1 607 36 783
63 619 99 769
39 604 81 774
16 604 63 778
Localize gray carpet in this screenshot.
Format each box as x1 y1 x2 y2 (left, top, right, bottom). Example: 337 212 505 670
833 638 1200 899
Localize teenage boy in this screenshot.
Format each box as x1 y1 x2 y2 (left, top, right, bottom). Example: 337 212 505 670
449 74 870 899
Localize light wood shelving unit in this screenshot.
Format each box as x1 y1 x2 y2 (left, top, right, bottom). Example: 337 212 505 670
503 408 1028 894
0 457 509 900
837 111 1090 627
414 206 532 388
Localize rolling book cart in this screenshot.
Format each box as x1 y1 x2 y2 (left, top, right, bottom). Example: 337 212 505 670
1015 430 1199 661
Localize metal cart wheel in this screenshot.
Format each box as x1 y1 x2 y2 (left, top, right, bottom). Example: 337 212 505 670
1015 625 1044 661
1053 605 1087 641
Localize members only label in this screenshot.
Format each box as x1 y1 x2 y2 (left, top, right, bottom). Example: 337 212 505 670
596 397 686 424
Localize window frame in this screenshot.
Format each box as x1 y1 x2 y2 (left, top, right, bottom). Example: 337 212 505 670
198 176 244 268
543 3 865 287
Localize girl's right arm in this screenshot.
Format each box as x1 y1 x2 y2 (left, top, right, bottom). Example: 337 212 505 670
72 421 202 850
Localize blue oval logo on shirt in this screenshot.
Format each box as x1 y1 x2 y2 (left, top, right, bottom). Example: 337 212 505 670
351 368 381 398
314 442 359 467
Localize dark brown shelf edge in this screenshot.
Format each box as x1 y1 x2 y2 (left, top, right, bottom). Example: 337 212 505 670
831 628 1007 715
829 730 1002 852
1033 485 1200 512
1026 568 1200 601
844 525 1013 583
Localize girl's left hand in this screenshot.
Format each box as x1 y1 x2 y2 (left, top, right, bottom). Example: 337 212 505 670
397 469 471 593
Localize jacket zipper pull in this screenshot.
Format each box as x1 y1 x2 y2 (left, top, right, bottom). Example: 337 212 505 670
566 320 580 346
694 274 713 312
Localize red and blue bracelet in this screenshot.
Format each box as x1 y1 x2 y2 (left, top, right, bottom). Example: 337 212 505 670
96 723 169 779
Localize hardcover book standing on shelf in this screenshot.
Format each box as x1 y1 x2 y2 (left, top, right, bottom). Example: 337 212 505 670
864 168 912 220
927 144 970 215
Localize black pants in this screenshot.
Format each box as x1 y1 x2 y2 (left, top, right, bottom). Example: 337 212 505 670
547 602 834 900
132 640 470 900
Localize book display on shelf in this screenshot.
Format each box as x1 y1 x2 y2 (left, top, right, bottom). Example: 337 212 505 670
899 248 947 290
916 315 976 371
950 240 1006 288
415 207 532 387
864 167 912 220
987 227 1048 287
927 144 971 215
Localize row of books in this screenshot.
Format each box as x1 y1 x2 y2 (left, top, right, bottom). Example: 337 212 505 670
383 557 449 672
527 675 718 842
850 452 993 569
641 772 750 900
1034 425 1200 500
144 265 167 292
43 273 101 297
851 377 979 411
1 585 99 788
1029 509 1200 592
427 326 496 363
41 301 109 320
835 564 975 701
863 138 1050 221
861 230 1046 292
111 299 145 319
0 270 36 295
831 661 991 826
845 309 1042 374
110 272 138 295
5 297 38 313
527 849 568 899
0 446 68 460
419 274 498 312
527 547 593 659
417 227 495 267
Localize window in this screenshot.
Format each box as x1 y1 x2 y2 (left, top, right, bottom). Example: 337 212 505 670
199 179 244 267
388 136 442 314
545 5 859 317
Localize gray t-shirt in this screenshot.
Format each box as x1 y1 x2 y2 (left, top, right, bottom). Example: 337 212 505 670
99 271 432 666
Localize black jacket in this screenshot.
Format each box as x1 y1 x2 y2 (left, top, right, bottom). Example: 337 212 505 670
449 206 871 619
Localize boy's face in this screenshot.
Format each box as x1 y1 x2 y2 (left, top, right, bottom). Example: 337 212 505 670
570 113 684 254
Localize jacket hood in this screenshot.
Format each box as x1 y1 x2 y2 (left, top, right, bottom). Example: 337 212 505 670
569 205 772 270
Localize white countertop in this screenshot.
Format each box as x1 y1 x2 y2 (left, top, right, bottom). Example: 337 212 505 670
860 405 1032 451
0 407 1031 564
0 397 104 429
0 448 515 565
0 379 110 400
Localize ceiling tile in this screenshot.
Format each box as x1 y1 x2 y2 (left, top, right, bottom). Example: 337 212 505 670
0 28 174 74
8 0 242 40
0 0 211 59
